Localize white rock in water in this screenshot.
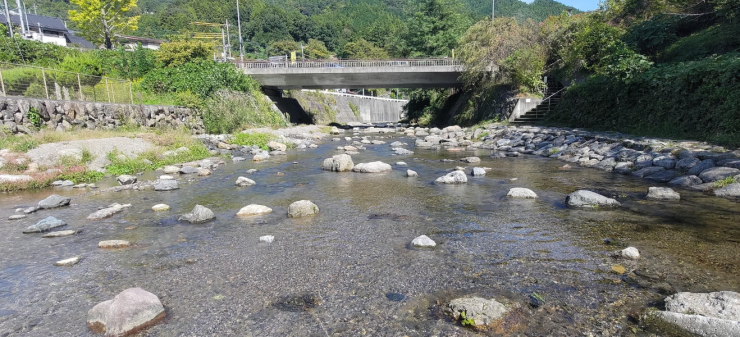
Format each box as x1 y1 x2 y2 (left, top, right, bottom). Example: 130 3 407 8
179 205 216 223
8 214 26 220
152 204 170 212
43 230 78 238
153 180 179 191
412 235 436 247
321 154 354 172
55 256 81 266
352 161 392 173
646 187 681 201
406 170 418 177
565 190 621 208
87 203 131 220
507 188 538 199
471 167 486 176
237 204 273 216
162 166 180 174
87 288 165 336
621 247 640 260
435 171 467 184
395 162 408 167
649 291 740 337
98 240 131 248
446 297 508 326
235 176 256 187
159 175 175 180
288 200 319 218
461 157 481 163
259 235 275 243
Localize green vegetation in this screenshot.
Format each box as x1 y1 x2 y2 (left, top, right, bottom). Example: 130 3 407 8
105 134 211 175
231 132 278 150
459 311 475 327
348 102 360 118
715 176 739 189
25 108 43 129
287 90 339 124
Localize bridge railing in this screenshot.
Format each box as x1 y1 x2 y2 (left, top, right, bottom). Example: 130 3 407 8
235 58 461 69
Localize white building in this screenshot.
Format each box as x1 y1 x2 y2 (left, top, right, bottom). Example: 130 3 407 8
117 35 164 50
0 12 94 48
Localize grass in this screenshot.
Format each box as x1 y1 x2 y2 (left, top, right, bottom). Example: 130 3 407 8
661 23 740 63
231 132 278 150
0 166 104 192
349 102 360 118
714 176 738 189
105 129 211 175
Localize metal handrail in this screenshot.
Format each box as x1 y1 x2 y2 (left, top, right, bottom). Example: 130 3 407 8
235 58 461 69
536 87 566 119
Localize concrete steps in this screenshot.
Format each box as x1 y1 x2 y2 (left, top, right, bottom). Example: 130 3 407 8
512 81 564 124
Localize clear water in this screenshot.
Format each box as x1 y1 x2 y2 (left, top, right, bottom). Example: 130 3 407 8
1 133 739 336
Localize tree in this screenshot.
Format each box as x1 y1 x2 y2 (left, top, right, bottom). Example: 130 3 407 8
305 39 331 59
404 0 472 57
341 39 389 59
68 0 140 49
156 40 213 67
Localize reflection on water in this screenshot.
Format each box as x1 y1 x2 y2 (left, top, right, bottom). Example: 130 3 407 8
1 132 739 336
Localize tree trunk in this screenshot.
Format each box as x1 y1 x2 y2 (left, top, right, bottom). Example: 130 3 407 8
105 31 112 49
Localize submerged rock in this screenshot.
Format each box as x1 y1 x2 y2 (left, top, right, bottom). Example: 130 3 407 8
235 176 256 187
87 288 165 337
446 297 508 327
8 214 26 220
461 157 481 163
179 205 216 223
98 240 132 248
237 204 273 216
411 235 436 247
646 187 680 201
38 194 71 209
151 204 170 212
153 180 178 191
54 256 81 266
87 203 132 220
565 190 621 208
507 188 538 199
23 216 67 233
647 291 740 337
621 247 641 260
288 200 319 218
43 230 78 238
352 161 392 173
321 154 354 172
435 171 467 184
715 183 740 197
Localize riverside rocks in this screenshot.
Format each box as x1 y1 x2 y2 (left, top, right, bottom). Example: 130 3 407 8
435 171 467 184
647 291 740 337
54 256 81 266
98 240 131 248
151 204 170 212
406 169 418 177
411 235 436 247
446 297 508 327
237 204 273 216
153 180 178 191
288 200 319 218
621 247 641 260
565 190 621 208
472 167 486 176
698 167 740 183
87 287 166 337
43 230 78 238
321 154 354 172
352 161 392 173
116 175 137 185
23 216 67 233
715 183 740 197
38 194 71 209
235 177 256 187
179 205 216 223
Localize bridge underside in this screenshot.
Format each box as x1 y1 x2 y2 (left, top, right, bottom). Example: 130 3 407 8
244 66 462 90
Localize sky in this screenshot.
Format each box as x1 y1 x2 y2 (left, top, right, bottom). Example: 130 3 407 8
522 0 601 11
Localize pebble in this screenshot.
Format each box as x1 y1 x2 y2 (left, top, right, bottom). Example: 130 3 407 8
412 235 436 247
159 175 175 180
152 204 170 212
54 256 81 266
621 247 641 260
8 215 26 220
43 230 78 238
259 235 275 243
98 240 132 249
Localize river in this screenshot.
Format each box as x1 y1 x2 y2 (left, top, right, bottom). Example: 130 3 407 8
1 130 739 336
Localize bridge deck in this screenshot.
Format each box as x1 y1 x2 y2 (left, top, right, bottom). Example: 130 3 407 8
237 59 463 90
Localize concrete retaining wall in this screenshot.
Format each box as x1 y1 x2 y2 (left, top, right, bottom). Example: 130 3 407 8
508 98 543 122
0 96 203 134
287 90 407 124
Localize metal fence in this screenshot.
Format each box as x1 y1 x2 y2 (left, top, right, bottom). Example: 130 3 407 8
235 58 461 69
0 62 137 104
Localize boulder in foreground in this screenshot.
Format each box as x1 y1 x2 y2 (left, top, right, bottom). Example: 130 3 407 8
565 190 621 208
179 205 216 223
645 291 740 337
435 171 467 184
87 287 165 337
23 216 66 233
446 297 508 327
321 154 354 172
288 200 319 218
352 161 392 173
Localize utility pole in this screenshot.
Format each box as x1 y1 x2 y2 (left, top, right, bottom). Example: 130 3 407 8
15 0 26 36
300 42 304 60
226 19 232 59
221 28 226 60
33 2 36 14
22 0 29 33
236 0 244 62
492 0 495 21
3 0 13 37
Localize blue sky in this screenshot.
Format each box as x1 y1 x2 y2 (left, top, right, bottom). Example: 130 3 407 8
522 0 601 11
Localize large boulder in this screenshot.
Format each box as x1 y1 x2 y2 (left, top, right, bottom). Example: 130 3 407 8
687 159 715 176
352 161 392 173
87 288 166 337
23 216 67 233
235 177 256 187
321 154 354 172
87 203 132 220
179 205 216 223
116 175 137 185
565 190 621 208
647 291 740 337
38 194 71 209
435 171 467 184
507 188 538 199
446 297 509 327
288 200 319 218
698 167 740 183
668 175 703 187
268 141 287 152
715 183 740 197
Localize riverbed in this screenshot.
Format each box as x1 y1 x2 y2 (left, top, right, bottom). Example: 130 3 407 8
1 131 739 336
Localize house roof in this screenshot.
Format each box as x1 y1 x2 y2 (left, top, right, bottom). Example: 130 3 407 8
66 34 95 49
0 13 68 32
116 34 165 44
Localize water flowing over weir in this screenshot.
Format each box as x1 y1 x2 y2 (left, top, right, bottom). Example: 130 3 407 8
1 125 740 336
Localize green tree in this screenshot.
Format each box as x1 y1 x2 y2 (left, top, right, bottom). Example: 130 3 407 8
156 40 213 68
404 0 472 57
341 39 389 59
69 0 140 49
267 40 300 57
305 39 331 59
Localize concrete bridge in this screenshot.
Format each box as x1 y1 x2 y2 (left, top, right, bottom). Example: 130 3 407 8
237 59 463 90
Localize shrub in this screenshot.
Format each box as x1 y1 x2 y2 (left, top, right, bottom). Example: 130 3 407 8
201 90 287 134
156 40 213 68
140 60 259 99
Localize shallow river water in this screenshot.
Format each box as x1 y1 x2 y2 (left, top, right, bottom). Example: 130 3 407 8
1 132 739 336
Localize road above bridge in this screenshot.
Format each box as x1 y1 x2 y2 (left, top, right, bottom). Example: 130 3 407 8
238 59 463 90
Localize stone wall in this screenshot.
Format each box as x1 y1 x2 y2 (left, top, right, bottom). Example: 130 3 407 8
0 97 203 134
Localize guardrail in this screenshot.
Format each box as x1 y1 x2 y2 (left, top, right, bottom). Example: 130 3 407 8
235 58 461 69
0 62 137 104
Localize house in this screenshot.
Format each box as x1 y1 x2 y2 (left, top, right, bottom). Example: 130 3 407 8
117 35 164 50
0 12 94 49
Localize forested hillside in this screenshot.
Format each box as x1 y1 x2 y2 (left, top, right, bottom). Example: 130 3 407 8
25 0 577 58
